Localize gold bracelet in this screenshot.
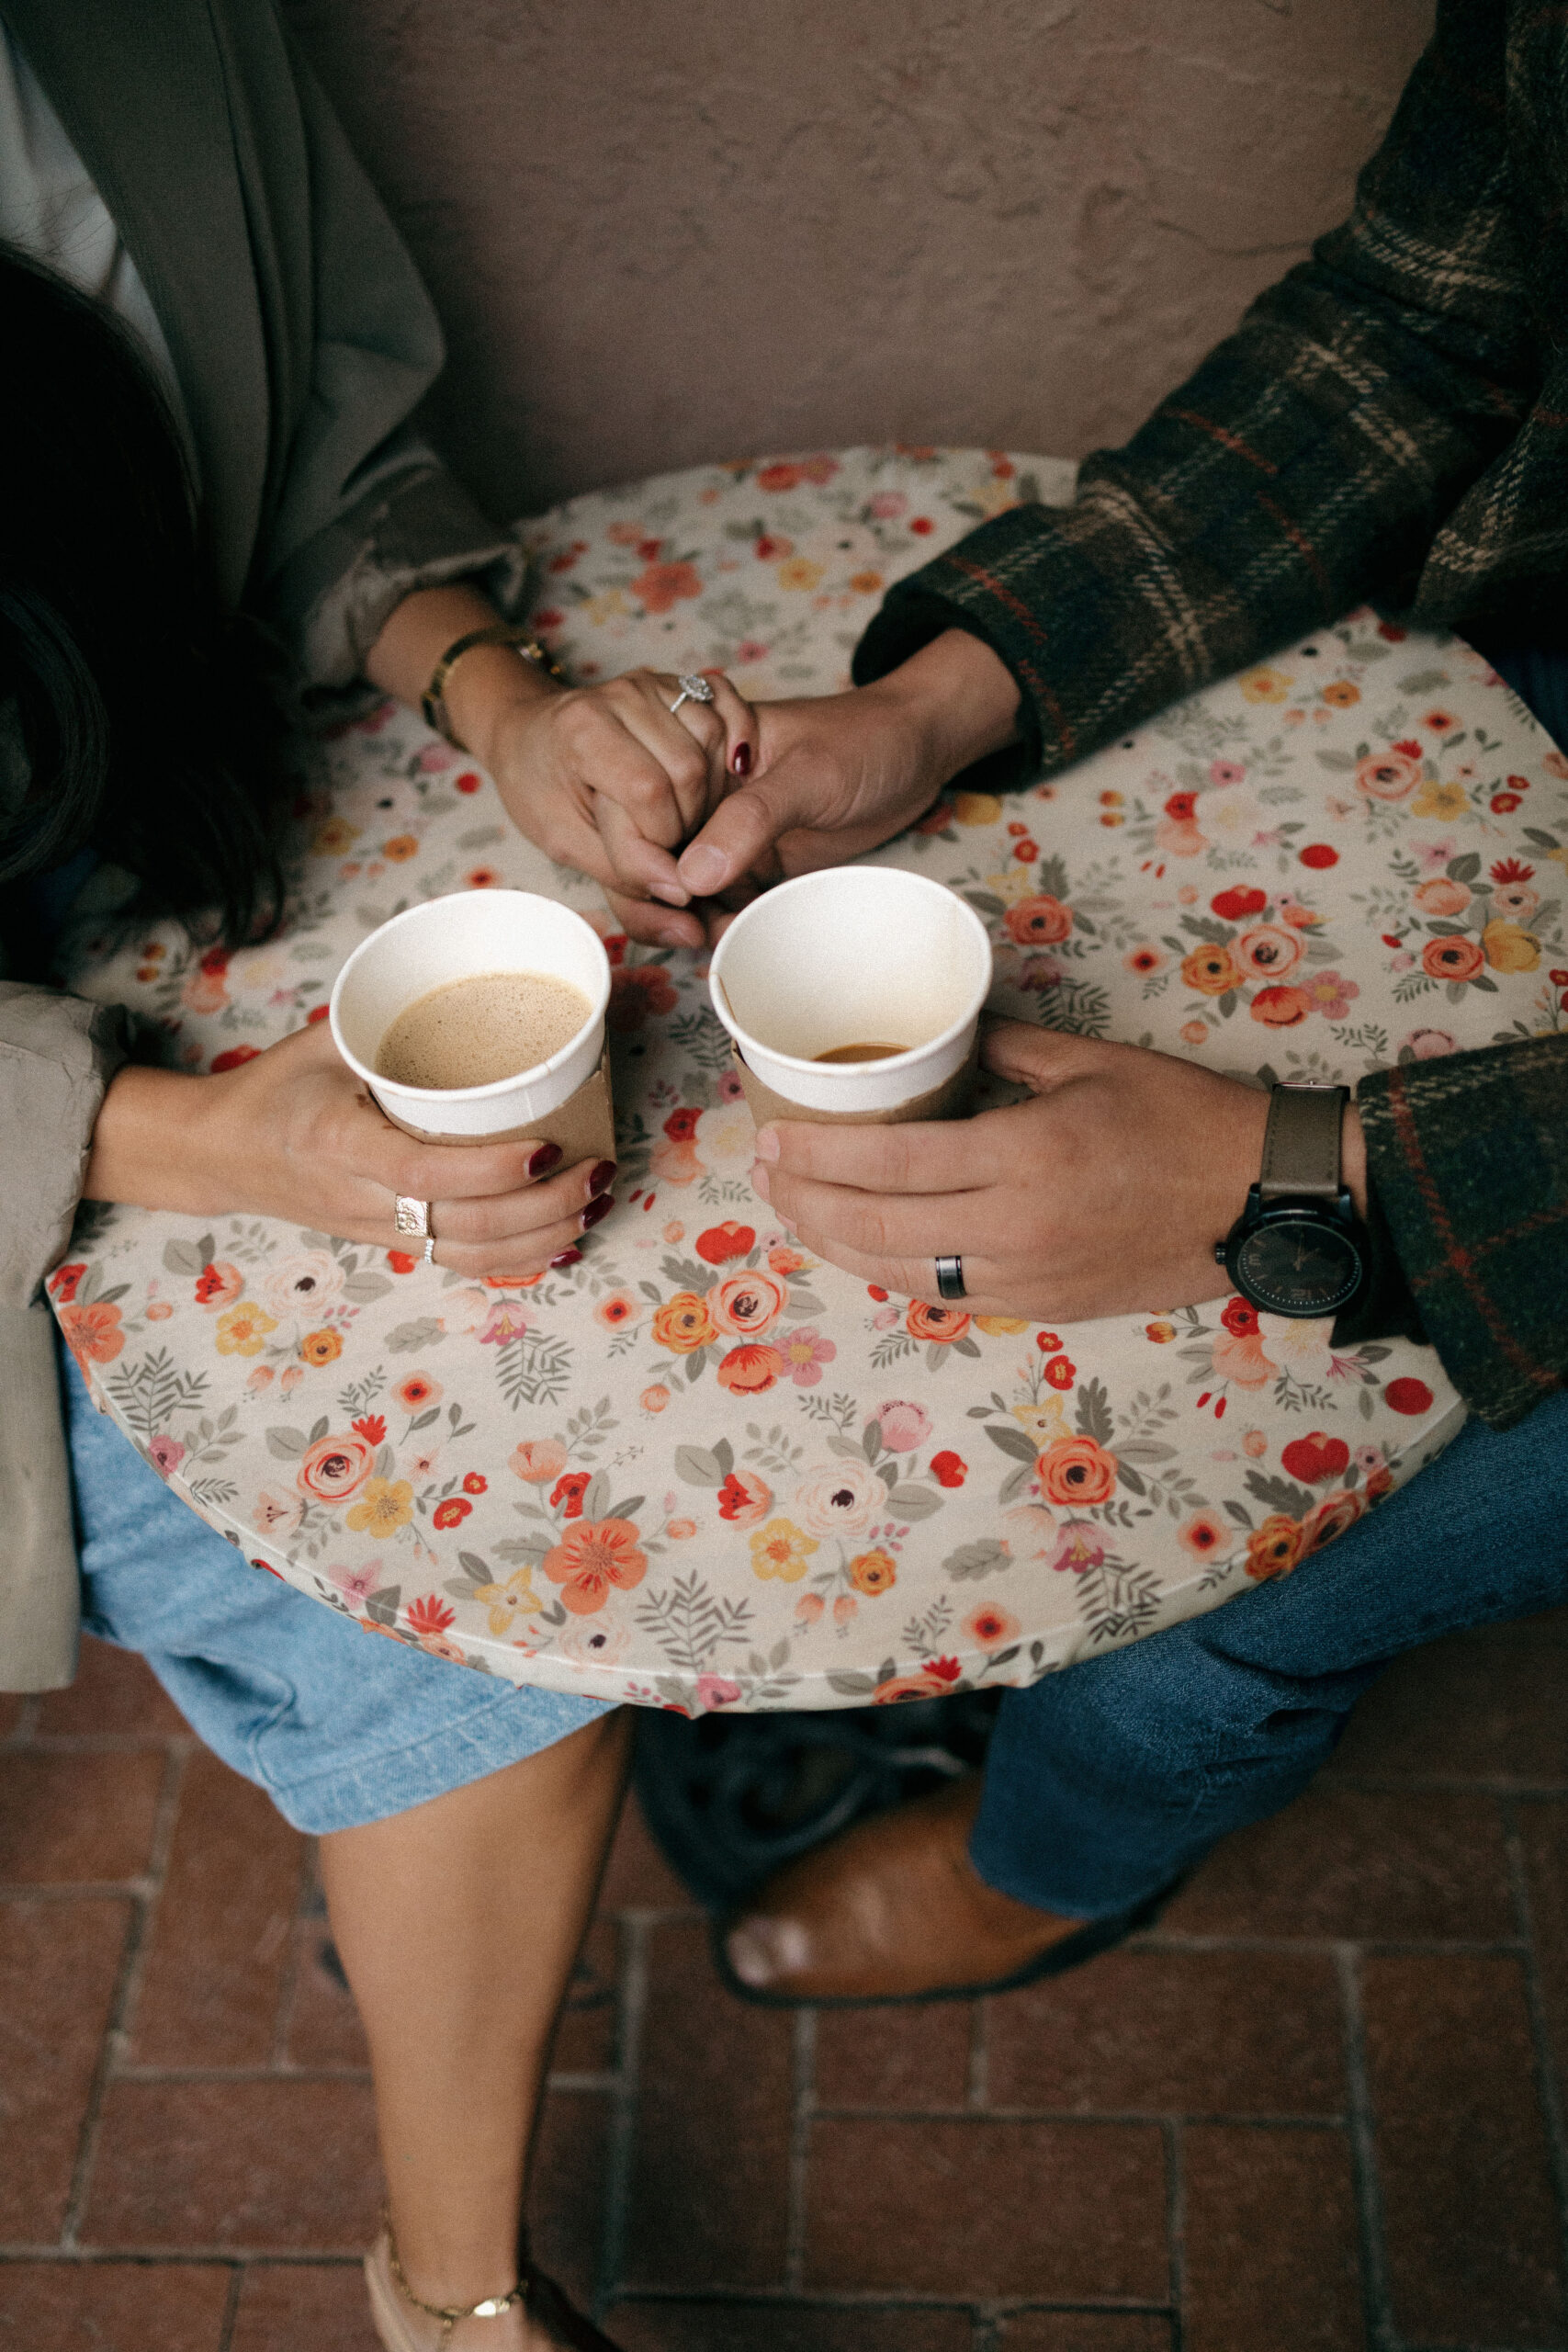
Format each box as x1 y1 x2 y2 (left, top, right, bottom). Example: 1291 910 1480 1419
421 625 568 752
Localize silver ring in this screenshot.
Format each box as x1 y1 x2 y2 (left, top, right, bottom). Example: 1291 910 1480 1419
394 1195 430 1238
935 1255 966 1301
668 672 716 717
423 1235 436 1265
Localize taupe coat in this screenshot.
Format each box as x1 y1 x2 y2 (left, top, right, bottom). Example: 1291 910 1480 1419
0 0 515 1688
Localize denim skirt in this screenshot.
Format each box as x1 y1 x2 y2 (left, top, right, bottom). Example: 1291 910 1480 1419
62 1341 608 1833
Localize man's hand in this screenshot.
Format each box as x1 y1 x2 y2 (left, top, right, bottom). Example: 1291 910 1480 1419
748 1023 1287 1322
674 628 1023 917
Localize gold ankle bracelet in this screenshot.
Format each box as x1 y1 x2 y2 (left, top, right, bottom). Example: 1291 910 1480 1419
384 2205 527 2347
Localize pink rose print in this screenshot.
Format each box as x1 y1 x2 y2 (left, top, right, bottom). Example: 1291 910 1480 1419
876 1400 932 1453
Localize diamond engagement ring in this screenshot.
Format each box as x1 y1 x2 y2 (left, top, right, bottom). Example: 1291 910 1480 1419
935 1255 966 1301
668 673 716 717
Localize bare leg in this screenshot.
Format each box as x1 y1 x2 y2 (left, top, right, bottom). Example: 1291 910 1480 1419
319 1709 632 2350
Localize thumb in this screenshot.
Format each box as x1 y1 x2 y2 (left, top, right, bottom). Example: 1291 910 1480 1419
980 1018 1100 1093
676 772 823 899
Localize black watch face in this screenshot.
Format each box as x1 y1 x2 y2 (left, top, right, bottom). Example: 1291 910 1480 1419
1234 1215 1364 1317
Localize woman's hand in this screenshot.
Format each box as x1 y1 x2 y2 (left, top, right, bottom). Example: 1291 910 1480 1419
366 583 758 949
84 1023 617 1278
747 1023 1305 1322
673 628 1023 916
481 666 757 949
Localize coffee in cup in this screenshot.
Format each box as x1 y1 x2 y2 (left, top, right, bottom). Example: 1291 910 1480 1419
707 866 993 1125
329 888 615 1154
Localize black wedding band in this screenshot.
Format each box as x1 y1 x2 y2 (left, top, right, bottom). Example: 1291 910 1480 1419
935 1255 966 1302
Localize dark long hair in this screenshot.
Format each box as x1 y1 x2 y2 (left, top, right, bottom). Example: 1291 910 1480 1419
0 247 287 944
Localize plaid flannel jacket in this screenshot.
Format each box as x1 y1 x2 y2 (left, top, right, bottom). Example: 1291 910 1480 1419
856 0 1567 1431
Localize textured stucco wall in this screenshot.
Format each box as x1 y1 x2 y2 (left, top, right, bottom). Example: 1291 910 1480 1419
282 0 1436 521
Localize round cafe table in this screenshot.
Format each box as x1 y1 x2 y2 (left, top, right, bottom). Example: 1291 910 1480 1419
51 447 1567 1713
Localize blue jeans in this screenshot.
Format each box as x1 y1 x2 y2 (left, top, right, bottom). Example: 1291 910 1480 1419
970 1390 1568 1916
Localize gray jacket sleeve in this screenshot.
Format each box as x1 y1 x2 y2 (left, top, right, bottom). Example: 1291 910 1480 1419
248 35 525 708
0 980 129 1308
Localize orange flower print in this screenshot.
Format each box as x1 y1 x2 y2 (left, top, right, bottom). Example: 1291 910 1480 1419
873 1657 964 1704
551 1471 592 1519
707 1269 788 1338
630 560 702 615
1249 985 1313 1026
717 1469 773 1525
1420 935 1484 982
1002 894 1073 945
594 1290 641 1332
640 1385 671 1414
1300 1488 1365 1555
395 1373 444 1412
1355 748 1422 802
907 1301 971 1343
299 1329 342 1366
652 1293 718 1353
463 1472 488 1496
297 1430 377 1504
1035 1435 1119 1508
1321 679 1360 707
848 1548 897 1596
964 1602 1021 1650
194 1260 243 1309
1233 924 1303 982
542 1518 649 1614
610 964 680 1029
1180 944 1242 996
511 1437 568 1483
58 1300 125 1370
382 834 419 862
717 1342 786 1394
1245 1513 1304 1581
1414 877 1471 917
433 1496 472 1530
406 1594 457 1639
1179 1510 1234 1561
48 1262 85 1303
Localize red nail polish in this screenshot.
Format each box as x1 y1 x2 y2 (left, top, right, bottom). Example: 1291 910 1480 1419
550 1248 582 1269
589 1159 617 1196
731 741 752 777
581 1193 615 1231
528 1142 562 1178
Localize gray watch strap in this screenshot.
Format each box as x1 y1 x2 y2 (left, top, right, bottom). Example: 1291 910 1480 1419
1258 1082 1347 1202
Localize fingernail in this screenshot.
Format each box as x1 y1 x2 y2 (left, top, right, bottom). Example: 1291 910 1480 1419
528 1142 563 1178
550 1248 582 1269
589 1159 617 1197
751 1161 771 1201
649 880 690 905
730 741 752 777
680 844 728 893
581 1193 615 1231
753 1126 781 1162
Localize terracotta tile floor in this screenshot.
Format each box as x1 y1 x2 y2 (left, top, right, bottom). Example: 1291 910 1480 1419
4 1610 1568 2351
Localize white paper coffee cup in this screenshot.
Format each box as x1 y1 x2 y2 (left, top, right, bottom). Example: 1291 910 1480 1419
707 867 993 1114
329 890 611 1141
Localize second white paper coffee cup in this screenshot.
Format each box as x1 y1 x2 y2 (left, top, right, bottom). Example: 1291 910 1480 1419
707 867 993 1114
329 889 611 1141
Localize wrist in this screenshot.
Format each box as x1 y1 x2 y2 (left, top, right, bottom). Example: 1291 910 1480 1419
85 1065 226 1214
444 645 561 775
865 628 1021 795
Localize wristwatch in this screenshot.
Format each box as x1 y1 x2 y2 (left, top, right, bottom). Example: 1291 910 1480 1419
1216 1082 1369 1318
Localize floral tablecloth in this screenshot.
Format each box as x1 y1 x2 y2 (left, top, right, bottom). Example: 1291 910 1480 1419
51 447 1568 1713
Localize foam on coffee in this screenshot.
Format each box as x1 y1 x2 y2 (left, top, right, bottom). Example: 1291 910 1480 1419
376 971 592 1091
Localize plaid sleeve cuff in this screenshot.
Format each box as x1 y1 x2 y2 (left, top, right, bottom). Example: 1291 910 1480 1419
1357 1036 1568 1430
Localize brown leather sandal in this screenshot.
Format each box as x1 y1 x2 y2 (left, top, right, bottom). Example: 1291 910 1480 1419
366 2209 626 2352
